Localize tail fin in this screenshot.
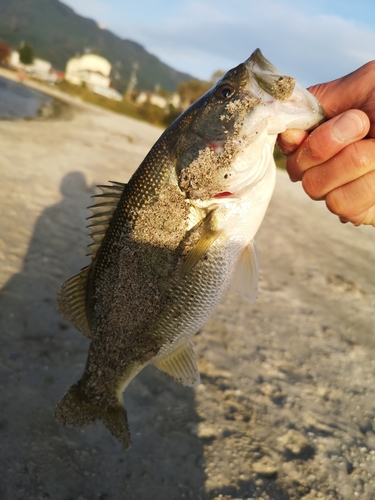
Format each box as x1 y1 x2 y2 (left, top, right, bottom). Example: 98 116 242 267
55 384 131 450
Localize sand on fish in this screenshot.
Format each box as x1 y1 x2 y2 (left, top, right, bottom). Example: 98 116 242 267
0 71 375 500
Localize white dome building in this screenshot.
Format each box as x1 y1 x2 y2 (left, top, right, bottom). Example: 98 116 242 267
65 54 112 89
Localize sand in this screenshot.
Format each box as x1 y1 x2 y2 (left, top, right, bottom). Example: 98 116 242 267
0 72 375 500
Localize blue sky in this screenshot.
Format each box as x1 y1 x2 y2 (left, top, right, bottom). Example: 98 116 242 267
62 0 375 87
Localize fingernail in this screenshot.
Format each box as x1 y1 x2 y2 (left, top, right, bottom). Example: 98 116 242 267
332 112 364 142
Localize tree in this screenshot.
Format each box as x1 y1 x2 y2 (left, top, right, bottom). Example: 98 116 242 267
0 41 11 63
211 70 226 84
19 43 34 65
177 79 211 109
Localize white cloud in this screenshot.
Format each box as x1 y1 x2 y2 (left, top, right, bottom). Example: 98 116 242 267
62 0 375 86
149 1 375 84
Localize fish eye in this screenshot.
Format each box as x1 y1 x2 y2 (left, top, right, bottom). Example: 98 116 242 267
215 84 234 100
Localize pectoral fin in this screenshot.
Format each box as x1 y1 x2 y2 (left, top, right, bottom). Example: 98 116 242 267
154 341 200 387
231 240 259 303
180 208 222 277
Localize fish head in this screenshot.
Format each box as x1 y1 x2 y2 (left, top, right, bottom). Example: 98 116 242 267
175 49 325 202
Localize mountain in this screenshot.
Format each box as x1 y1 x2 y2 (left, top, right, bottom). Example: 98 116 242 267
0 0 194 92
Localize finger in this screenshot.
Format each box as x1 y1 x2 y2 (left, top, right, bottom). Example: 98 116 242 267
325 170 375 225
301 138 375 200
308 68 375 138
286 110 370 181
342 206 375 226
277 129 308 155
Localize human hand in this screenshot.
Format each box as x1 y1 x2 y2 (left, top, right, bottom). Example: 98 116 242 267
277 61 375 226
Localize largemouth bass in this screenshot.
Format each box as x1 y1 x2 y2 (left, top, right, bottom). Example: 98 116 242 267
55 49 324 449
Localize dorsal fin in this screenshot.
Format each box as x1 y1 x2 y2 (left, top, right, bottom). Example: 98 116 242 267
86 181 126 259
57 265 92 337
57 181 126 338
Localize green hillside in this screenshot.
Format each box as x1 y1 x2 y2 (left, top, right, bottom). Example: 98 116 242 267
0 0 193 92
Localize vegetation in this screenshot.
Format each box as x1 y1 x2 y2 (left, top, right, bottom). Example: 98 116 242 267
178 79 212 107
0 41 10 63
0 0 193 92
18 43 34 65
55 80 180 127
211 70 226 83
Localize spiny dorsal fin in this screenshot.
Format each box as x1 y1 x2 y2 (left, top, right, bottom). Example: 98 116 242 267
154 340 200 387
86 181 126 259
57 265 91 337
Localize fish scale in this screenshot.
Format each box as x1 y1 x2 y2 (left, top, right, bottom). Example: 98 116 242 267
92 151 172 265
55 49 325 449
152 236 241 361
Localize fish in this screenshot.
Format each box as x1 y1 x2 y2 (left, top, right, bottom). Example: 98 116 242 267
55 49 325 449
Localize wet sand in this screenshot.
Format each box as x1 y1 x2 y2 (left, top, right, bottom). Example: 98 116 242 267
0 77 375 500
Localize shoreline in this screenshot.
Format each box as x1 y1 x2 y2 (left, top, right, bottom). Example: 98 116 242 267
0 65 94 121
0 65 72 102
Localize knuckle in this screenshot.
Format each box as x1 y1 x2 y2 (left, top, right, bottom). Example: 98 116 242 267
301 168 326 199
297 135 327 166
325 170 375 219
349 139 375 172
346 142 367 170
362 60 375 78
362 206 375 226
285 159 302 181
325 189 346 217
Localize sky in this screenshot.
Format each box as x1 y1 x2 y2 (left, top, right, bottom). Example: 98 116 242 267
62 0 375 87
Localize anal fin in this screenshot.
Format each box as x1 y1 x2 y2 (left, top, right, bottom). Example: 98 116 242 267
57 265 91 338
154 341 200 387
231 240 259 303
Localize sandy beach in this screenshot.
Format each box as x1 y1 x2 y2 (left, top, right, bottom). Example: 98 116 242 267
0 73 375 500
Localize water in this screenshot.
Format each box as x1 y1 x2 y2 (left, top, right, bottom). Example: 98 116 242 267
0 76 54 119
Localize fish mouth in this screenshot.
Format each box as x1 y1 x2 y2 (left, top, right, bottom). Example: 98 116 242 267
185 50 325 203
213 191 233 198
244 49 325 132
210 50 325 194
214 51 326 198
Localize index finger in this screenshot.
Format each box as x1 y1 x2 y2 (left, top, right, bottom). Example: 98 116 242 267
277 129 308 155
286 110 369 181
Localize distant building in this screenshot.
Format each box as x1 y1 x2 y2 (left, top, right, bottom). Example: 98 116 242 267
136 91 168 109
9 51 59 84
9 51 21 68
136 91 182 110
65 54 111 89
92 85 122 101
169 92 182 110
